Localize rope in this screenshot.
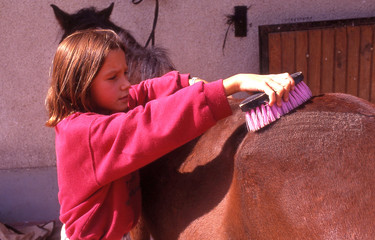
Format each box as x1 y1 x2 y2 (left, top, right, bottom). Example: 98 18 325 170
132 0 159 47
222 14 235 55
131 0 143 4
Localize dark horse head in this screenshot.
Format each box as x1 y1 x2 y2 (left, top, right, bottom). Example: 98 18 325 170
51 3 175 84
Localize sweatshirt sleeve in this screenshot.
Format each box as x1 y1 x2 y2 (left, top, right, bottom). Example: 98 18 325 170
89 80 232 186
128 71 190 108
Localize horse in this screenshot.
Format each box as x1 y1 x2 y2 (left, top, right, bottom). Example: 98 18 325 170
130 93 375 240
51 3 175 84
50 4 375 239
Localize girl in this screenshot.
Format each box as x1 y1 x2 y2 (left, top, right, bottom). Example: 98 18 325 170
45 29 294 240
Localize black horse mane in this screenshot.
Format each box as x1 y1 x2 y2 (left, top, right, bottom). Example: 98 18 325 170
51 3 175 84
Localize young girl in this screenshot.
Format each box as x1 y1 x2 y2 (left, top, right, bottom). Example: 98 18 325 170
45 29 294 240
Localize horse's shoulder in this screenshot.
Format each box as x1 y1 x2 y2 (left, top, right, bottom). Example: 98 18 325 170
177 98 246 172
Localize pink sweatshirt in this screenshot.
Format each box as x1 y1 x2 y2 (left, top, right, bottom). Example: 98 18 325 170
55 71 232 239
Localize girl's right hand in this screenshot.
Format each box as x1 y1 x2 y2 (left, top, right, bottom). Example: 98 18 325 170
222 73 295 107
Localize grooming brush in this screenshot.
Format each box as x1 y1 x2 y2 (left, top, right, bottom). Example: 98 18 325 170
239 72 312 132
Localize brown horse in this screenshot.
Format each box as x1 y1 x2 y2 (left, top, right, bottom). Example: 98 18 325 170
131 93 375 240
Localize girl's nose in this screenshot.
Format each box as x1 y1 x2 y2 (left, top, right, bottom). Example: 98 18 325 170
120 75 131 90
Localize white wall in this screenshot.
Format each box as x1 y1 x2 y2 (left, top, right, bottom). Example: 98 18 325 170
0 0 374 223
1 0 375 169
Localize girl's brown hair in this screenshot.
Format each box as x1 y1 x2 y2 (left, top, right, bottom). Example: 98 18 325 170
45 29 126 127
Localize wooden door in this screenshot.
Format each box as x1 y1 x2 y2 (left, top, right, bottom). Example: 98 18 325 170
259 17 375 103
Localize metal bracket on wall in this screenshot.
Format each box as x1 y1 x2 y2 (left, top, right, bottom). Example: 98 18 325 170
234 6 248 37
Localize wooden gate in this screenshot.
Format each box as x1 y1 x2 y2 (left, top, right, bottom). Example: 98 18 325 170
259 17 375 103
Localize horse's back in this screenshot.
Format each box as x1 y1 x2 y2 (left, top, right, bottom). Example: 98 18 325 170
232 93 375 239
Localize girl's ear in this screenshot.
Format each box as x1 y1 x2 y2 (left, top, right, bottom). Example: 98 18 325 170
51 4 72 30
99 2 114 20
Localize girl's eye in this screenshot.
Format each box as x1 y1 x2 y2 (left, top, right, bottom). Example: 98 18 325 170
109 75 117 80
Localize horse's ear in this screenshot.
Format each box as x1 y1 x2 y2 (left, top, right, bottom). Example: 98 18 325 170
99 2 114 19
51 4 72 29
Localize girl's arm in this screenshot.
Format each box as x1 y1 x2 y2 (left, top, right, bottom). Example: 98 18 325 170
129 71 190 107
89 80 230 186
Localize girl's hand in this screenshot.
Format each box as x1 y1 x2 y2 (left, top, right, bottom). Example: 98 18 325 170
223 73 295 107
189 77 208 86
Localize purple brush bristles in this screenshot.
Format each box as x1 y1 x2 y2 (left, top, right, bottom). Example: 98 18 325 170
243 80 312 132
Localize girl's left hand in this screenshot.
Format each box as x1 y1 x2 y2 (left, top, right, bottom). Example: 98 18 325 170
189 77 208 86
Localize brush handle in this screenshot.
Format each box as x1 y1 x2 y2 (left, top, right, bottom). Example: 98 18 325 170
239 72 304 112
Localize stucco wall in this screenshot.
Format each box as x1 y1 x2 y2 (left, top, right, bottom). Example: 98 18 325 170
0 0 374 223
1 0 375 169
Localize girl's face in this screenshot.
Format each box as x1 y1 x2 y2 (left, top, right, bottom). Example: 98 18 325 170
90 49 131 114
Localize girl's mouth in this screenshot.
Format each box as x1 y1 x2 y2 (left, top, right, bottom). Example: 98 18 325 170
119 95 128 100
